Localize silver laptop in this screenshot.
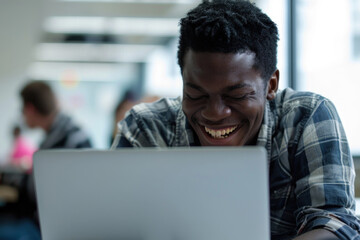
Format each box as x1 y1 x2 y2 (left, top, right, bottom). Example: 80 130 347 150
33 147 269 240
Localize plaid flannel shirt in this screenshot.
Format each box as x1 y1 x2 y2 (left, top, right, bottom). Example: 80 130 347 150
112 88 360 239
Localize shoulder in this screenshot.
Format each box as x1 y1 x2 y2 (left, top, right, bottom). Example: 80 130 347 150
55 113 92 148
274 88 327 113
127 97 182 124
269 88 344 153
272 88 338 125
115 97 183 147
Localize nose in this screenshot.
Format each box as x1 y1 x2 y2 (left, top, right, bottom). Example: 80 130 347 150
201 96 231 122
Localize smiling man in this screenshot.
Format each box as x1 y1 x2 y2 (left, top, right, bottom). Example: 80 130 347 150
112 0 360 239
181 50 274 147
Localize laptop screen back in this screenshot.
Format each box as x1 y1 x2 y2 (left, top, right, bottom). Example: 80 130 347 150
34 147 269 240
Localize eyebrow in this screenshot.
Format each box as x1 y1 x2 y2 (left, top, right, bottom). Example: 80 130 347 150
185 82 251 92
224 83 252 92
185 82 205 92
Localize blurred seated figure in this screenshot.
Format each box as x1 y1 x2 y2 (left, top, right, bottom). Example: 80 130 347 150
0 80 93 240
20 80 92 149
20 80 93 207
110 90 159 146
8 125 36 172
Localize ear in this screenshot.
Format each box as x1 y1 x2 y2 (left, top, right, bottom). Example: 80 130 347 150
266 69 279 100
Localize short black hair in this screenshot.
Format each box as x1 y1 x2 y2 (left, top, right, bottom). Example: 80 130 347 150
178 0 279 81
20 81 57 116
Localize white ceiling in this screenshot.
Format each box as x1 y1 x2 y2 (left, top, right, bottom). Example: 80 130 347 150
45 0 200 18
35 0 202 64
24 0 203 81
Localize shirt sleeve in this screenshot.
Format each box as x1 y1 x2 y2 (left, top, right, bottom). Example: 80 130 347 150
110 103 176 148
111 109 153 148
292 99 360 239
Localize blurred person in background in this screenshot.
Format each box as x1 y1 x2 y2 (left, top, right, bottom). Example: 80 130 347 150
8 125 36 172
20 80 92 208
0 80 93 240
20 79 93 214
0 125 37 239
113 0 360 239
20 80 92 149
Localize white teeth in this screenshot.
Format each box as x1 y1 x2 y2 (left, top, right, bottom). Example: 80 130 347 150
204 126 237 139
215 131 221 138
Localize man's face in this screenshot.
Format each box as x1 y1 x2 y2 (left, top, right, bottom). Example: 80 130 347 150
22 104 38 128
182 50 277 146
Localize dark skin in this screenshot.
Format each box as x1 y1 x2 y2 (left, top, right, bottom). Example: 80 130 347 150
181 50 340 240
182 50 277 147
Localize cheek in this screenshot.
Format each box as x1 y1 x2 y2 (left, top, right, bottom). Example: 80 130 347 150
233 101 265 120
22 112 29 122
25 116 33 124
23 112 35 126
24 117 32 127
182 100 197 116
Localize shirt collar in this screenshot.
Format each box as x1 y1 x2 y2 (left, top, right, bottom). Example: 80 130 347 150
175 104 200 146
256 100 276 163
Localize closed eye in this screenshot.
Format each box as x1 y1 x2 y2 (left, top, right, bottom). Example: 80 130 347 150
231 96 246 100
225 95 248 101
185 94 206 101
225 92 254 101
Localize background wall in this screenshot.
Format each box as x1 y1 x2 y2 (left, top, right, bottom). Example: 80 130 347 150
0 0 199 162
0 0 45 161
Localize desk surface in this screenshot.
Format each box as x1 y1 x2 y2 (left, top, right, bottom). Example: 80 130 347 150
0 164 27 203
0 185 18 203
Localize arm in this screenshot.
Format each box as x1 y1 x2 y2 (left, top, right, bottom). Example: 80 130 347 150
110 109 161 148
110 106 153 148
291 99 360 238
293 229 339 240
111 98 183 148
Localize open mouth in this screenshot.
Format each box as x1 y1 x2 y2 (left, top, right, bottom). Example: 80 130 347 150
204 126 238 139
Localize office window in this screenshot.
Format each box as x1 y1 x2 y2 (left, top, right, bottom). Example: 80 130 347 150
258 0 289 91
296 0 360 155
353 0 360 59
